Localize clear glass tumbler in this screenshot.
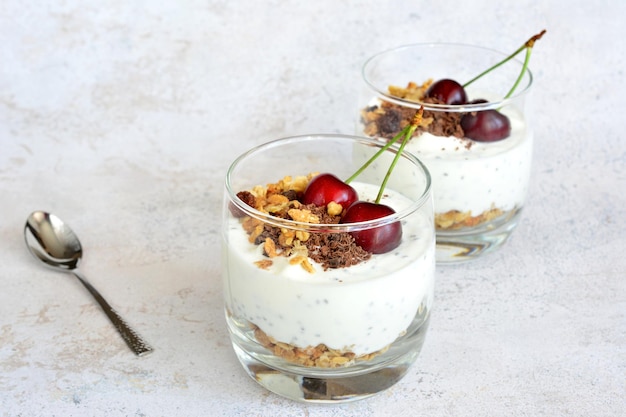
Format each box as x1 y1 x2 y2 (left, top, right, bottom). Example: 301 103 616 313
359 43 533 263
222 134 434 402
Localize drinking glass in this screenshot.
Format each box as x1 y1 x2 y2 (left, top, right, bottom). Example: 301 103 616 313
359 43 533 262
222 134 434 402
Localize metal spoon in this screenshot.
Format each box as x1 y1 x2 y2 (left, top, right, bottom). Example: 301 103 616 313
24 211 153 356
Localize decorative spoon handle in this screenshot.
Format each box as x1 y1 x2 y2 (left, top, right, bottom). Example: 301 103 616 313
72 270 153 356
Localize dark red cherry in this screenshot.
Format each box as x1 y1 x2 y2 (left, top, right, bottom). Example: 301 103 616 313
302 173 358 211
340 201 402 254
461 99 511 142
425 79 467 105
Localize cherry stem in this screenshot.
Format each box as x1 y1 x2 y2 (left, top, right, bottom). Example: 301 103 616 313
503 46 533 99
374 107 424 203
462 30 546 90
346 107 424 203
345 128 407 184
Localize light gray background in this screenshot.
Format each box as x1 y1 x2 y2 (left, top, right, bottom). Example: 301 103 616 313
1 1 624 416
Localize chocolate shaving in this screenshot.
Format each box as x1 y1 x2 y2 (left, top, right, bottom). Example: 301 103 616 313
299 205 371 270
256 223 281 246
371 97 464 140
281 189 299 201
305 232 371 270
420 97 465 138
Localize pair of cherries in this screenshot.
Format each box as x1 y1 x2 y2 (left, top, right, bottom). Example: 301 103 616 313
425 79 511 142
302 173 401 254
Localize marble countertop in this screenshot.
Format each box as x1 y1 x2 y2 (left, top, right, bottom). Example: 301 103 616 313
1 1 624 416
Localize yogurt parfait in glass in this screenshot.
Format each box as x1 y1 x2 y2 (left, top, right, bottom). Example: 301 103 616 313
222 134 434 402
359 37 541 262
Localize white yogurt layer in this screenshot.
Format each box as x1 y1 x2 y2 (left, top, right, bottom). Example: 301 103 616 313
407 107 533 215
361 98 532 217
223 182 435 356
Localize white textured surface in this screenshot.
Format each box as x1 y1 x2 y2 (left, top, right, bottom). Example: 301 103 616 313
1 1 624 416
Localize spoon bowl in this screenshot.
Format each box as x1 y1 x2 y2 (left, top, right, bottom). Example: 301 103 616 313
25 211 82 270
24 211 153 356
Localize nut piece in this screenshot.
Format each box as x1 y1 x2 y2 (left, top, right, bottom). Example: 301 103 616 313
265 194 290 213
287 208 319 224
289 255 315 273
254 259 273 270
327 201 343 216
263 237 279 258
388 79 433 101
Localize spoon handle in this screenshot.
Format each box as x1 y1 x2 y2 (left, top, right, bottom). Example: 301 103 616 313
72 270 154 356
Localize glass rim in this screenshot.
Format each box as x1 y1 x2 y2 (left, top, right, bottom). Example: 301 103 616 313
225 134 432 232
362 42 534 112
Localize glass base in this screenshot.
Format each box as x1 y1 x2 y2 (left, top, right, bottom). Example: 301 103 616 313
228 313 431 403
232 339 422 403
435 208 522 263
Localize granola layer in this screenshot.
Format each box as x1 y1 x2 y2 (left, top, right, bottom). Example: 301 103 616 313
253 325 389 368
435 206 505 230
